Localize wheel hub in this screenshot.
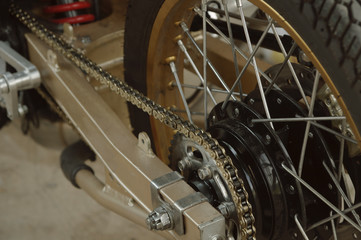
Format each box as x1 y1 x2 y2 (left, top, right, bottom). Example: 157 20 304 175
208 100 306 239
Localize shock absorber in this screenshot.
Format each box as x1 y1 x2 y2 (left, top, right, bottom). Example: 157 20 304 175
43 0 95 25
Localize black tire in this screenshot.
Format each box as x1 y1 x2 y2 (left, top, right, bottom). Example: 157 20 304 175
266 0 361 141
124 0 164 142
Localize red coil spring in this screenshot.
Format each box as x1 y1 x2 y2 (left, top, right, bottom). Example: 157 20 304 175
43 1 95 24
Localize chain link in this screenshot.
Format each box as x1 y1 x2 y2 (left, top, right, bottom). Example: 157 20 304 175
10 4 256 239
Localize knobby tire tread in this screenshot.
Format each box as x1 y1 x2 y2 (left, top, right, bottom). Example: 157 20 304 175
266 0 361 131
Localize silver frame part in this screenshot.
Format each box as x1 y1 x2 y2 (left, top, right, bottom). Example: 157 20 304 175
0 41 41 119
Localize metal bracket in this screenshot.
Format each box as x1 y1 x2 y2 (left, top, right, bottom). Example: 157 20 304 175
173 191 208 235
138 132 155 157
62 23 76 43
151 171 184 208
0 41 41 119
150 172 208 235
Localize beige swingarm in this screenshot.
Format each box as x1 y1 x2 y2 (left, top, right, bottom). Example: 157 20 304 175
26 33 226 240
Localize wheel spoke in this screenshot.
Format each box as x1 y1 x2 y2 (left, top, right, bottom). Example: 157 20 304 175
193 7 281 90
252 116 347 123
221 20 273 110
308 120 357 144
176 83 244 96
236 0 273 127
180 22 237 101
295 214 309 240
282 162 361 233
338 119 346 181
177 39 217 105
169 62 193 123
322 161 361 226
267 16 310 110
307 202 361 231
264 41 298 95
202 0 208 128
298 71 320 177
207 6 271 27
221 0 241 94
252 116 357 143
330 212 338 240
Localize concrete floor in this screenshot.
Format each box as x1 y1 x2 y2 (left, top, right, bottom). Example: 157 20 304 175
0 123 163 240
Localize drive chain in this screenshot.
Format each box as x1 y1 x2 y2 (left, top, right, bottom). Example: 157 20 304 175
10 4 256 239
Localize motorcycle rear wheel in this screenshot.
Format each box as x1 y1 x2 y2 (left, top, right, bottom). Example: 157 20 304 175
124 0 361 239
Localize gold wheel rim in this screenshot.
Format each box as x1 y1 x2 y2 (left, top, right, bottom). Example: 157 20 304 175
146 0 361 162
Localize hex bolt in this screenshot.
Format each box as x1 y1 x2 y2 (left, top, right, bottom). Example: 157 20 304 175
249 98 255 105
146 206 173 231
217 202 236 218
178 159 187 171
277 98 282 104
198 166 212 180
308 132 314 138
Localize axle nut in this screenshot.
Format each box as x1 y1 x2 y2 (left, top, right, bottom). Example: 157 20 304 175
146 206 174 231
